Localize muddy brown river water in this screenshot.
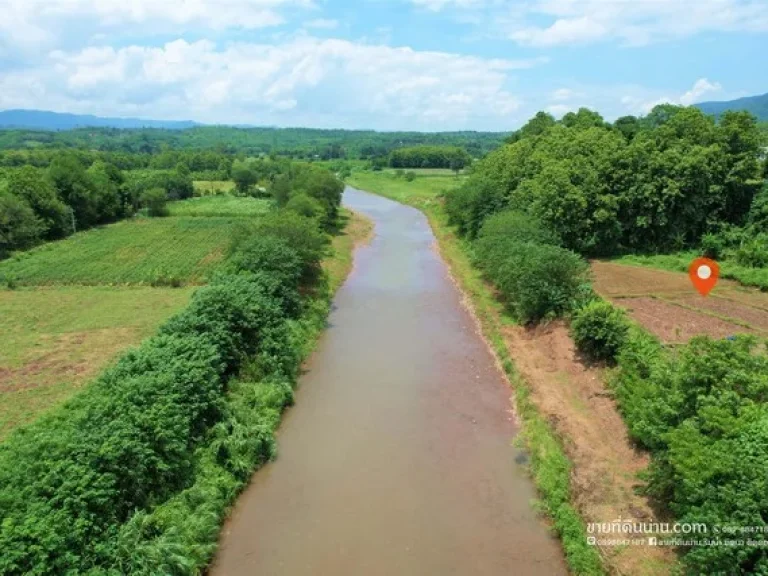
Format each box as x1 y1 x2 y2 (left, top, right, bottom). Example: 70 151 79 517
211 187 567 575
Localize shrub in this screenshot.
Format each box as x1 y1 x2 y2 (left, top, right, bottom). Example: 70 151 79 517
700 232 724 259
735 235 768 267
233 211 327 285
404 171 416 182
285 193 324 221
570 300 629 364
140 187 169 217
610 334 768 572
474 238 589 323
477 209 561 246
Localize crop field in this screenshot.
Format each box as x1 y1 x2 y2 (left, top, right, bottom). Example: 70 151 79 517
192 179 235 195
592 261 768 343
0 285 193 438
0 216 238 286
613 252 768 291
168 195 272 217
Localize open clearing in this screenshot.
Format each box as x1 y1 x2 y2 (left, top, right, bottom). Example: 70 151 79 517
592 261 768 343
168 195 272 217
0 216 238 286
192 180 235 195
0 285 193 439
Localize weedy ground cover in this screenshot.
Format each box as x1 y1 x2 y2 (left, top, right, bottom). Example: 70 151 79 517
0 285 193 438
169 195 272 217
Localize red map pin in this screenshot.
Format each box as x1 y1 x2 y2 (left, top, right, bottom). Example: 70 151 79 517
689 257 719 296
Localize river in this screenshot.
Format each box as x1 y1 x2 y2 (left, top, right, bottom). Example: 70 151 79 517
210 187 567 575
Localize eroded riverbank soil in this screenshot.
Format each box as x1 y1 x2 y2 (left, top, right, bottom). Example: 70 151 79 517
210 188 567 575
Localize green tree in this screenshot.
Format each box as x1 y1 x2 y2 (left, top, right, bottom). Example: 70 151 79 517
231 160 258 195
0 193 44 257
48 153 99 229
86 161 122 222
7 165 71 239
140 187 168 217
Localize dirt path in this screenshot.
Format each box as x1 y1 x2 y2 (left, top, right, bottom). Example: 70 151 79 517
592 261 768 343
501 321 677 574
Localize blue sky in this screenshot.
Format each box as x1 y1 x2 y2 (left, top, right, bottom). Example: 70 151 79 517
0 0 765 131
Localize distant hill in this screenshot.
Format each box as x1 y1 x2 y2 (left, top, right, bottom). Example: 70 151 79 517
0 109 200 130
695 92 768 121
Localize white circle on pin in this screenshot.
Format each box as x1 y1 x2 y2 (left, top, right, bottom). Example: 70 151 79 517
697 265 712 280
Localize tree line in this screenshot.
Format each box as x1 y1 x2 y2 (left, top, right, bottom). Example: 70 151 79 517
389 145 472 170
0 153 197 258
447 105 766 258
0 126 507 160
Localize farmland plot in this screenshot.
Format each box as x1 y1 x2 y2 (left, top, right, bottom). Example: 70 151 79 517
0 217 238 286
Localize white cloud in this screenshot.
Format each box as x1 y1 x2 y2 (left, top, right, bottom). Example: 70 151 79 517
679 78 722 105
621 77 723 114
550 88 578 101
0 37 545 130
409 0 486 11
408 0 768 46
0 0 314 57
304 18 339 29
546 104 573 117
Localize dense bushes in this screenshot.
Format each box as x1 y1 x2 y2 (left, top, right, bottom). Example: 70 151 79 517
607 325 768 572
471 210 589 323
0 189 339 572
570 300 629 364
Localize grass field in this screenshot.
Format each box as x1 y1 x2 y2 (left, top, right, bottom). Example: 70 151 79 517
168 195 273 217
0 216 238 286
193 180 235 195
347 170 463 209
0 285 194 439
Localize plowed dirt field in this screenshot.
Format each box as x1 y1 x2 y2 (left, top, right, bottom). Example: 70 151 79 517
592 261 768 343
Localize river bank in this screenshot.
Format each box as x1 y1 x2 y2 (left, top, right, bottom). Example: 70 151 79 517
211 187 567 575
347 171 678 575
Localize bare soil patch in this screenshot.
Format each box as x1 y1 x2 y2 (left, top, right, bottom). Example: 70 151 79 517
614 297 756 343
591 261 695 297
669 295 768 333
593 261 768 342
502 321 676 575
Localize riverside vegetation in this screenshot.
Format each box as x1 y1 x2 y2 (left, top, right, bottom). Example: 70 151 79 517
353 102 768 574
0 151 358 573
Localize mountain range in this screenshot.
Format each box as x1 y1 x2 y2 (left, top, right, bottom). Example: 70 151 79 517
0 109 199 130
0 93 767 132
694 92 768 121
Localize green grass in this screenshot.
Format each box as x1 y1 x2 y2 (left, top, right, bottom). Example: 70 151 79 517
168 195 273 217
384 167 465 177
192 180 235 195
0 217 238 286
0 285 193 439
347 170 463 209
613 252 768 291
347 171 604 575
